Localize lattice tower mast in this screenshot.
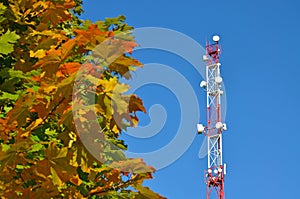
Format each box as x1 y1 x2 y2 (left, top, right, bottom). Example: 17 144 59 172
197 35 227 199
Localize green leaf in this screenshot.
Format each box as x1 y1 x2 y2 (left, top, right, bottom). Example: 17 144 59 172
30 143 44 152
105 15 126 27
0 91 19 101
0 3 7 15
1 143 10 152
16 164 30 170
0 16 5 24
0 30 20 55
7 68 24 78
30 135 41 142
45 128 58 137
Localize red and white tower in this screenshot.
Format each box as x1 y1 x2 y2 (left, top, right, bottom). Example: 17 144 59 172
197 35 227 199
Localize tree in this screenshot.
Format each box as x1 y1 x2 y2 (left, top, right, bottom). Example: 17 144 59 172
0 0 165 198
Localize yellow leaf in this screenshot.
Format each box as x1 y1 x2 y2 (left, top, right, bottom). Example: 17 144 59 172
50 167 63 186
26 118 43 131
70 149 78 167
112 124 119 134
43 85 57 94
98 77 118 93
113 83 130 94
30 49 46 58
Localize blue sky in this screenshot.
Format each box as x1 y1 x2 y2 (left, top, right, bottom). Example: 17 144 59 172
81 0 300 198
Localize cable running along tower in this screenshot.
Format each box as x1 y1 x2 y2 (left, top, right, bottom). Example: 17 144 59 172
197 35 227 199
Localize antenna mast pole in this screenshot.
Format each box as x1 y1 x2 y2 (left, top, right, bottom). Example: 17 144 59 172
198 35 227 199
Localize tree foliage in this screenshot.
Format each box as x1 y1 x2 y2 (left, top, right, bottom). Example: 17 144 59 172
0 0 165 198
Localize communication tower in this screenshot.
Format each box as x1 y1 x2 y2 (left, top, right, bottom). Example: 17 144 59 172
197 35 227 199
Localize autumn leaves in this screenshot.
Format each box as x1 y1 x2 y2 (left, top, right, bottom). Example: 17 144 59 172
0 0 165 198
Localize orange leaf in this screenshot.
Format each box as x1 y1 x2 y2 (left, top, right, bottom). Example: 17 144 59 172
128 95 146 113
74 24 108 47
60 39 77 61
122 41 139 54
64 0 77 9
34 52 61 78
40 2 72 26
60 62 81 75
70 175 82 186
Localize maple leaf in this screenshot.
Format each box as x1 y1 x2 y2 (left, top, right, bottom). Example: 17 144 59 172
109 55 142 79
7 93 35 126
0 3 7 16
63 0 77 9
109 158 155 174
40 2 73 26
58 106 75 132
128 95 146 113
34 52 61 78
30 49 46 59
0 118 18 142
35 142 76 186
122 40 139 54
59 62 81 75
30 97 49 118
60 39 77 61
0 30 20 55
74 24 108 49
133 183 167 199
0 140 32 170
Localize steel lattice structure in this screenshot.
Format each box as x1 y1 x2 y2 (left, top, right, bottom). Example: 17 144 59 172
197 35 227 199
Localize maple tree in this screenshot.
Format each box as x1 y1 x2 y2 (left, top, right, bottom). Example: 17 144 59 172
0 0 165 198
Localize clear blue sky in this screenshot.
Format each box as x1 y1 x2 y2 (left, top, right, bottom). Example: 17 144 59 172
81 0 300 198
